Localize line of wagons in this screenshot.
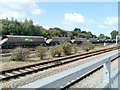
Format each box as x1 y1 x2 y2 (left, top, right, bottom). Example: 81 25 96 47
0 35 118 49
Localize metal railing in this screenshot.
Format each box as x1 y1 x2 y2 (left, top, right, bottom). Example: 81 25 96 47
19 51 120 89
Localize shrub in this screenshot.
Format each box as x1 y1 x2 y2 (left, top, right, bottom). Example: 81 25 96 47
51 45 63 57
11 47 29 61
36 46 47 60
60 41 73 55
81 40 94 51
73 44 78 54
51 48 56 57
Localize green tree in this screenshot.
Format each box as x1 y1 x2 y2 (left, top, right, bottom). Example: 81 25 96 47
85 31 93 39
1 17 101 39
81 31 87 34
98 34 106 39
105 36 110 39
2 18 10 35
77 33 85 38
92 35 97 38
74 28 81 32
110 30 118 39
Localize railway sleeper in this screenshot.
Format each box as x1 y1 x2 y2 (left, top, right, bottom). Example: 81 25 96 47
12 71 22 74
5 73 15 76
24 68 33 71
0 74 8 78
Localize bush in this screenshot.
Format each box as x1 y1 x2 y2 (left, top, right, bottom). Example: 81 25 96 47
36 46 47 60
60 41 73 55
51 45 63 57
11 47 29 61
73 44 78 54
51 48 56 57
81 40 94 51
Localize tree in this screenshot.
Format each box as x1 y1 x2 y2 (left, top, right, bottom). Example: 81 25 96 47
105 36 110 39
110 30 118 39
74 28 81 32
22 19 35 35
85 31 93 39
2 17 108 39
2 18 10 35
77 33 85 38
98 34 110 39
92 35 97 38
85 33 92 39
81 31 87 34
66 31 73 38
98 34 106 39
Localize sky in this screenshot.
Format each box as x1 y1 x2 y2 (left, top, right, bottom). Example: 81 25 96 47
0 0 118 37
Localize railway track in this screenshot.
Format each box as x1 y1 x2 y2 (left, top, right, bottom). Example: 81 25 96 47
0 46 119 81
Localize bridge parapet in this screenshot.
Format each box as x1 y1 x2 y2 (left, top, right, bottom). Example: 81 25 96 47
19 51 120 89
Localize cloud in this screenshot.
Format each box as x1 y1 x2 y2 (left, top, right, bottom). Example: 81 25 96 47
99 16 117 30
99 25 107 29
0 0 45 20
104 16 117 25
31 8 45 15
62 13 85 25
87 19 95 23
33 22 39 25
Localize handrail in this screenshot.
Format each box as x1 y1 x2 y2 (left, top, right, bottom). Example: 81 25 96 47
19 51 120 89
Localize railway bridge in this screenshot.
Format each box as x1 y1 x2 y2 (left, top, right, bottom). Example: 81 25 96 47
18 51 120 89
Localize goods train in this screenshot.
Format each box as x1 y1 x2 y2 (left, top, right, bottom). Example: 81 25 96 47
0 35 118 49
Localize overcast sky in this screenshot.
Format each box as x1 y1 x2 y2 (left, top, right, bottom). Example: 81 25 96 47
0 0 118 36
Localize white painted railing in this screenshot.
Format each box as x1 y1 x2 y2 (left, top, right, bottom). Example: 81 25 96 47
19 51 120 89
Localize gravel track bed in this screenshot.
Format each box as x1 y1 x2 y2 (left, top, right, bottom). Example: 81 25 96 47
0 44 117 71
1 50 118 88
69 57 119 88
0 51 50 71
0 50 77 71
